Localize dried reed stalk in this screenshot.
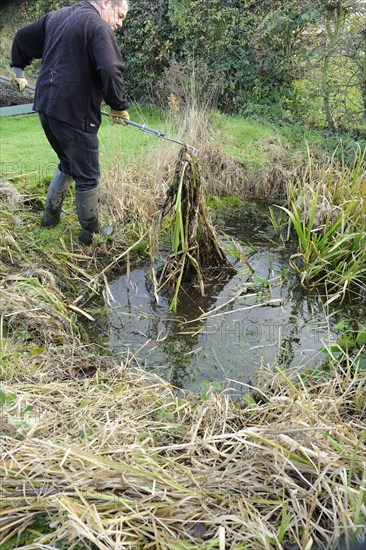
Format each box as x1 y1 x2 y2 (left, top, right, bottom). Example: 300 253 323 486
1 359 365 549
152 146 234 311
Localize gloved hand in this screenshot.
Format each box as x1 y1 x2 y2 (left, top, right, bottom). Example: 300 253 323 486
109 109 130 126
11 72 28 92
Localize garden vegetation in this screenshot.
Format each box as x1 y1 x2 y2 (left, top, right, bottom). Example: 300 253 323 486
0 0 365 548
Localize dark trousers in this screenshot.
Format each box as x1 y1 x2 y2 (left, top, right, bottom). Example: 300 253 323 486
39 113 100 191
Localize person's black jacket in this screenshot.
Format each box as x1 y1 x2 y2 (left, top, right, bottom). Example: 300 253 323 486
11 0 129 133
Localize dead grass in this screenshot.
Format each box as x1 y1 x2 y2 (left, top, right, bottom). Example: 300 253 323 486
99 144 176 228
1 353 365 548
99 135 295 235
1 193 365 546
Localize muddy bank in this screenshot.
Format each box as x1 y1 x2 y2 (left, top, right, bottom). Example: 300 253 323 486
0 83 32 107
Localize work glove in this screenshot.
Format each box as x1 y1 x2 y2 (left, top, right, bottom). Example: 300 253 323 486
11 72 28 92
109 109 130 126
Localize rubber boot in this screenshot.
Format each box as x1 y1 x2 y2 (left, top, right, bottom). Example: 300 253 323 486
41 169 73 227
76 188 113 245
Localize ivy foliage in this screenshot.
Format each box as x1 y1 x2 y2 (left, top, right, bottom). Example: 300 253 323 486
119 0 321 110
117 0 175 103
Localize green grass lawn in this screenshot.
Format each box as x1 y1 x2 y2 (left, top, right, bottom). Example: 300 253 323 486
1 107 282 194
210 111 276 167
0 105 167 187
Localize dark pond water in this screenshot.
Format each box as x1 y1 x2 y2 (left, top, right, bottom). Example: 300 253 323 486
104 202 362 394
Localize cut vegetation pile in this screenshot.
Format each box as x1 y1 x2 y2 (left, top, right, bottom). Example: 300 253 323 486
152 146 234 311
0 83 32 108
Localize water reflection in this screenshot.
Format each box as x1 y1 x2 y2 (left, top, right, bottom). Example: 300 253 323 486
105 203 345 391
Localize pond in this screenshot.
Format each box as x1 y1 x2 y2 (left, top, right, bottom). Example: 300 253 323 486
104 202 360 394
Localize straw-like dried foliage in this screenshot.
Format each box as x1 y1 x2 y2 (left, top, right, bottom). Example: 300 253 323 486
151 146 234 311
1 356 365 549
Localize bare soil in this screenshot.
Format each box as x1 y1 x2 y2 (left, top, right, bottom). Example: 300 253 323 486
0 83 32 107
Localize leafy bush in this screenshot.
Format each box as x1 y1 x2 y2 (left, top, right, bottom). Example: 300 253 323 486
118 0 175 103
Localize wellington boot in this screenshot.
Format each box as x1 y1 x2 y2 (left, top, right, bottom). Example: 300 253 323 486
76 188 99 245
41 169 73 227
76 188 114 245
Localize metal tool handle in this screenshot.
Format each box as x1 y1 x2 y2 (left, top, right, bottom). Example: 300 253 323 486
102 110 164 136
101 110 197 154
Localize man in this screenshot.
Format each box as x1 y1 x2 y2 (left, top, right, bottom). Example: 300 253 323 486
10 0 130 245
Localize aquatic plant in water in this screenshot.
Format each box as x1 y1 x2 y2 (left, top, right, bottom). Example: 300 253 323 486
278 145 366 301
